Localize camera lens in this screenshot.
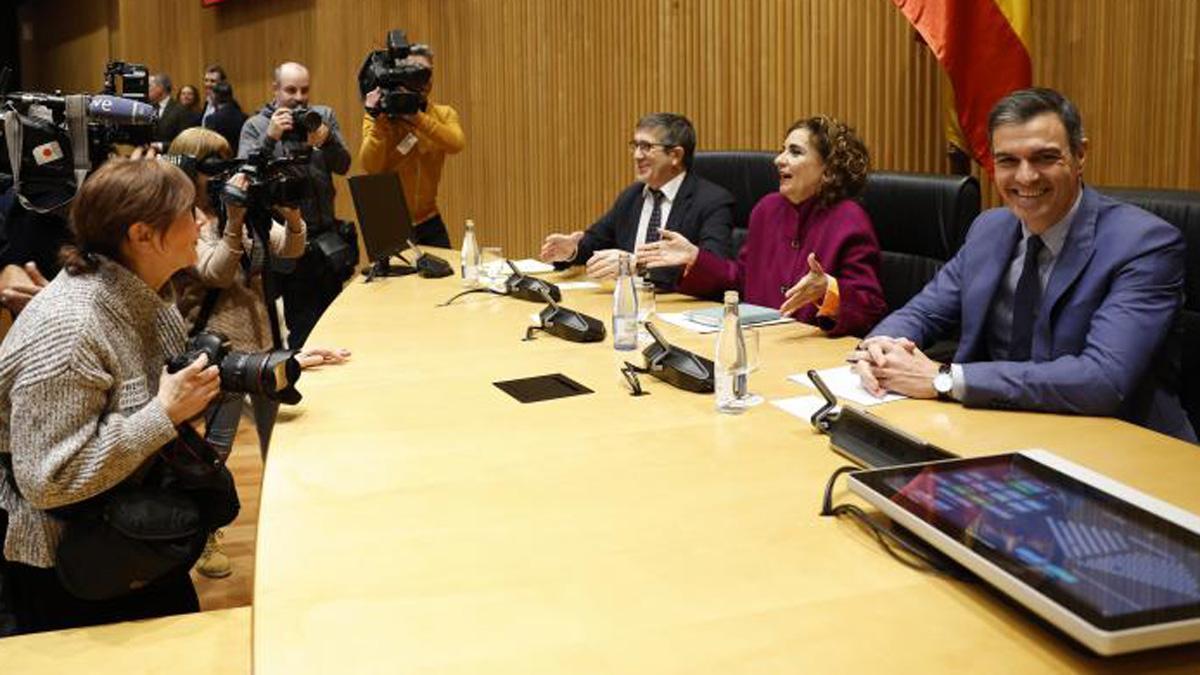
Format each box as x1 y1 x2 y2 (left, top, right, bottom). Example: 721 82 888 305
295 108 322 132
219 350 303 403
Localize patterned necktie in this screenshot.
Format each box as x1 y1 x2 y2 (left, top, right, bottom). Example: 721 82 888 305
1009 235 1045 361
644 188 666 243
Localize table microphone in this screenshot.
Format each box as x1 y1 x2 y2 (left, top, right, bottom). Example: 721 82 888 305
407 239 453 278
524 286 605 343
503 259 561 303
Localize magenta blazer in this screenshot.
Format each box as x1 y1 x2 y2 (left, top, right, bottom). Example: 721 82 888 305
676 192 887 337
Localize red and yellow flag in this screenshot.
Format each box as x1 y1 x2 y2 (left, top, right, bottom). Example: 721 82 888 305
891 0 1032 172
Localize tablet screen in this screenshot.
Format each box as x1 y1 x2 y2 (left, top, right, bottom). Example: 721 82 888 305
854 454 1200 630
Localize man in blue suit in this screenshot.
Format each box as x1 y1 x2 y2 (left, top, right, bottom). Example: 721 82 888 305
854 88 1195 442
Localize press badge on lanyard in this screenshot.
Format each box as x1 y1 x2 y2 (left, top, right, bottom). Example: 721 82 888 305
397 132 418 155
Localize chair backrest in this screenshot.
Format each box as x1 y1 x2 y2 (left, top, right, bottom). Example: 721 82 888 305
859 172 981 312
1097 186 1200 435
690 151 779 254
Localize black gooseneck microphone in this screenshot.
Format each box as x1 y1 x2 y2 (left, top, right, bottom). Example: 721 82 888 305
523 285 605 343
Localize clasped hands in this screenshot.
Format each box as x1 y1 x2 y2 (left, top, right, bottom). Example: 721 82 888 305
849 336 942 399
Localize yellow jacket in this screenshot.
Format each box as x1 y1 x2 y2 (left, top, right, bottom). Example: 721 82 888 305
359 102 465 224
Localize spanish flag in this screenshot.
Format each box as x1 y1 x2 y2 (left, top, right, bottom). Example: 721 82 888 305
891 0 1032 172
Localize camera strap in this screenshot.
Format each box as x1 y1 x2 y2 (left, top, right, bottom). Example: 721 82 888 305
1 110 21 184
63 95 89 191
191 289 222 338
247 207 285 350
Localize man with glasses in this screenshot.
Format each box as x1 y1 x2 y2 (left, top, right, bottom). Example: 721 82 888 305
539 112 734 287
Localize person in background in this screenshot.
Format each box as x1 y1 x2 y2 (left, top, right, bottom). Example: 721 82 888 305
177 84 203 128
204 82 247 157
201 64 228 127
360 42 465 248
240 61 352 348
148 73 190 148
638 115 886 337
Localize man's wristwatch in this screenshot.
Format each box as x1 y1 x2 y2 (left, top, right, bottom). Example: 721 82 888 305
932 363 953 401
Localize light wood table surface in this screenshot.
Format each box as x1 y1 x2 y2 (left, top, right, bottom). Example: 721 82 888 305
2 606 249 673
253 257 1200 674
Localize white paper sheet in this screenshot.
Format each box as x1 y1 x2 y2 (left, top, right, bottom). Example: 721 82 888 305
556 281 602 290
788 365 906 406
481 258 556 278
770 395 829 421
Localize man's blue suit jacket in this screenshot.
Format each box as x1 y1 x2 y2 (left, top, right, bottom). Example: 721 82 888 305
870 185 1195 442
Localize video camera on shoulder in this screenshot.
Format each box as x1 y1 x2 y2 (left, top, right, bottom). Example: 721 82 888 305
358 29 431 118
0 60 158 211
166 331 303 404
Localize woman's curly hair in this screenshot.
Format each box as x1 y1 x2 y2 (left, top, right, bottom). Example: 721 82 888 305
788 115 870 207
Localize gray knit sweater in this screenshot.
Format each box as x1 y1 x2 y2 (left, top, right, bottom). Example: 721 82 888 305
0 258 185 568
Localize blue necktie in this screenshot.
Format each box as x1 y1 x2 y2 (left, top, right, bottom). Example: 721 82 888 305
1009 235 1045 361
644 188 665 243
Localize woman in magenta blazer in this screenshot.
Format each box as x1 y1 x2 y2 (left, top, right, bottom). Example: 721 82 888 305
638 115 886 337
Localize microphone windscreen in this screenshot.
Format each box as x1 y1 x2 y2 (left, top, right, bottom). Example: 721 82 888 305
86 94 158 125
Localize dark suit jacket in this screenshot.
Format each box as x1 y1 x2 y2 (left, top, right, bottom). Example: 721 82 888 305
870 186 1195 442
154 99 192 147
565 171 735 289
204 103 248 157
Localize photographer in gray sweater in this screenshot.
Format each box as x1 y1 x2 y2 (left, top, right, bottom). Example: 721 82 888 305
0 158 220 634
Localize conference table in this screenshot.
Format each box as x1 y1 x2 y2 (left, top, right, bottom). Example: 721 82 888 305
5 253 1199 673
253 257 1200 673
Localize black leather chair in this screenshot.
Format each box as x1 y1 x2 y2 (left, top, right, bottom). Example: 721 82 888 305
1097 186 1200 436
692 152 981 313
858 172 981 313
690 151 778 254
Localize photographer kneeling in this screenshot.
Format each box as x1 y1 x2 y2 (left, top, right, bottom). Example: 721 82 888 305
0 159 221 633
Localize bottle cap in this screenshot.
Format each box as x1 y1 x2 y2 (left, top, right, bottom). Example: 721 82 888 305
465 219 475 230
724 290 739 304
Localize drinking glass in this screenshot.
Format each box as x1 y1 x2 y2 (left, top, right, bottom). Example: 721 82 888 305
480 246 504 285
635 280 657 342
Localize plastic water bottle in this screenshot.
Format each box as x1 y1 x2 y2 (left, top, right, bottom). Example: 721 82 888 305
612 253 639 351
460 219 480 287
714 290 748 414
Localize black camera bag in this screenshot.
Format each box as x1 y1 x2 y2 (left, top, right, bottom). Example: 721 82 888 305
310 219 359 282
52 424 240 601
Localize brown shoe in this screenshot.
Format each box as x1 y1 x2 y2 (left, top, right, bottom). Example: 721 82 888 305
195 530 232 579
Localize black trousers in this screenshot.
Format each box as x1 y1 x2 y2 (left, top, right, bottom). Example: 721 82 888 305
4 559 198 635
413 214 451 249
0 511 15 637
275 246 345 350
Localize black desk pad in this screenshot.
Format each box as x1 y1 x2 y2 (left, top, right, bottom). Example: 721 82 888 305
493 373 593 404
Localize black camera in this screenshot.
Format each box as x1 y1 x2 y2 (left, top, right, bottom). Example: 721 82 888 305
166 332 302 405
358 29 431 118
222 148 312 209
169 147 312 210
281 106 323 143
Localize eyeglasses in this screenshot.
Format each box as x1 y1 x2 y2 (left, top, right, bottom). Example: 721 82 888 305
627 140 674 155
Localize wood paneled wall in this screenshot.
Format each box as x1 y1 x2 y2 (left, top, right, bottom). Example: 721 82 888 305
17 0 1200 259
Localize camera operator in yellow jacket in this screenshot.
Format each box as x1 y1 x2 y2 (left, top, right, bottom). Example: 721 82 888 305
359 42 466 249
